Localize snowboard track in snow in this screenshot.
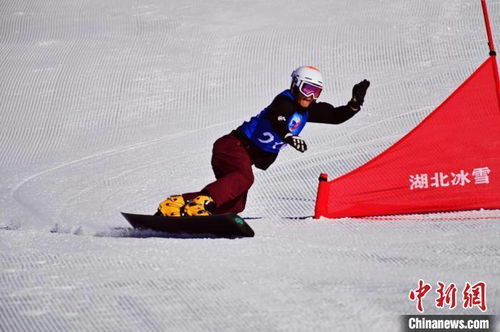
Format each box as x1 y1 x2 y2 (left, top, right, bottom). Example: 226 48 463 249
1 0 500 331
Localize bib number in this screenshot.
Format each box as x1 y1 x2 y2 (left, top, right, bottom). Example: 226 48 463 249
258 132 286 150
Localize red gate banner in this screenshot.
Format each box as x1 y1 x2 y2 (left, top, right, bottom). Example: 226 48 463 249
314 56 500 218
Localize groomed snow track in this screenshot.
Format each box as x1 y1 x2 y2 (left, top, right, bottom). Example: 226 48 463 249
1 0 499 331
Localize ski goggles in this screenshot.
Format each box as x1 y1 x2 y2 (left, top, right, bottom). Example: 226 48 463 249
298 81 323 99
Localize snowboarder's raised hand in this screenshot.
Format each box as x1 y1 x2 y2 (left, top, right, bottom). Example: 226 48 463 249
349 79 370 110
284 133 307 153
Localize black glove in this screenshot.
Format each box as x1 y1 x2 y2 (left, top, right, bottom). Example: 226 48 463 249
349 79 370 110
284 133 307 153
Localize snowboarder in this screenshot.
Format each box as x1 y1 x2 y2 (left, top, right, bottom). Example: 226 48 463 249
157 66 370 217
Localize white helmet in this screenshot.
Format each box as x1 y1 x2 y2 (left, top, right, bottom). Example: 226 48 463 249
290 66 323 99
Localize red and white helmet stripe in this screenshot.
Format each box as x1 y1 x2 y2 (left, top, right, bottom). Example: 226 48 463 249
291 65 323 89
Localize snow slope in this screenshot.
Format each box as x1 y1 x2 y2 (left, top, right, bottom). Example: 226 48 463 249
1 0 499 331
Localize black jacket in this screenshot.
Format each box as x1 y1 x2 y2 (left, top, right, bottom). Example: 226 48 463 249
234 93 359 170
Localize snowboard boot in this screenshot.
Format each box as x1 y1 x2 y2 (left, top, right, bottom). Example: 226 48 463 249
157 195 186 217
183 195 215 216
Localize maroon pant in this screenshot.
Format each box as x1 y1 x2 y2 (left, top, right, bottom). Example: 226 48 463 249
183 134 254 214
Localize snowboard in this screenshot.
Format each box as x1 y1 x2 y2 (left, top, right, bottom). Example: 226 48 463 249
121 212 254 238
